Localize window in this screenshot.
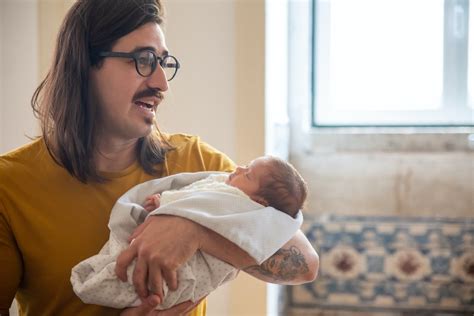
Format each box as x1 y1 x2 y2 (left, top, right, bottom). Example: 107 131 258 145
312 0 474 126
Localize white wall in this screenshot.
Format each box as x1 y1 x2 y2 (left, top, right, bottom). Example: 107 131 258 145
0 0 39 154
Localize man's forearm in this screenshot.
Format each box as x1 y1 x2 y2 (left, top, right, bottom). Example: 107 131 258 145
243 230 319 285
199 225 319 285
198 225 258 269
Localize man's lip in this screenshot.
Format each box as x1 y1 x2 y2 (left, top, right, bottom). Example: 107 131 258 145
134 98 160 110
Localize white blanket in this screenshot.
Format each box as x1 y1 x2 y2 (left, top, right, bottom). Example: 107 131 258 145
71 172 302 309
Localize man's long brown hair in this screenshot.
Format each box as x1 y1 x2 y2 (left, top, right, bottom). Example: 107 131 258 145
31 0 172 183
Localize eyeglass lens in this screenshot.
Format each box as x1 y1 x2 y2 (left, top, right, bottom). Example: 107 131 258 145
136 51 178 81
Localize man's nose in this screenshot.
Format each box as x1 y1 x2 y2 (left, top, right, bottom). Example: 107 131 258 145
146 65 169 92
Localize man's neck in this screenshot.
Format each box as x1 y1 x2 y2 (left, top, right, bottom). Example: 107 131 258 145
94 136 139 173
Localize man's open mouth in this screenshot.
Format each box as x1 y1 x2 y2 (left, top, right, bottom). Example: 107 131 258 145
135 100 155 111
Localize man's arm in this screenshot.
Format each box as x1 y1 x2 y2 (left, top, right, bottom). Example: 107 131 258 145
115 216 318 304
200 227 318 284
0 211 22 315
243 230 319 284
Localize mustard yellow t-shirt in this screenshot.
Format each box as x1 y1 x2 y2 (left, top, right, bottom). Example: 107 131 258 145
0 134 235 316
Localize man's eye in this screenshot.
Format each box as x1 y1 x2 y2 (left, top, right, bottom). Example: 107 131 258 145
138 58 150 65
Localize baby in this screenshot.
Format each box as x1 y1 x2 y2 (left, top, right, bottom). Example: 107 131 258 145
143 155 307 218
71 156 307 310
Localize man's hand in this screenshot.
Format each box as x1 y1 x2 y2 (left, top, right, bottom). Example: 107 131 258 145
120 297 205 316
115 215 204 303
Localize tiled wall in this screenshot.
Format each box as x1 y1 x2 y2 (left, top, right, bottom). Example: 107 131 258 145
285 215 474 315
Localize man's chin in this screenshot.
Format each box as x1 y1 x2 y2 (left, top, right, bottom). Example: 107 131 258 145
133 125 154 140
144 116 155 125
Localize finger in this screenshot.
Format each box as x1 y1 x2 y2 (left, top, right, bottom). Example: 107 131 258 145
146 293 161 307
115 246 137 282
148 264 164 302
128 221 148 242
162 268 178 291
133 256 150 299
143 203 154 213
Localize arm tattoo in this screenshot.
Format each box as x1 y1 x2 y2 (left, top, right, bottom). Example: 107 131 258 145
244 246 309 281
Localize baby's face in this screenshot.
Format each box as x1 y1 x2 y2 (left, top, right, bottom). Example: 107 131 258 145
225 157 270 198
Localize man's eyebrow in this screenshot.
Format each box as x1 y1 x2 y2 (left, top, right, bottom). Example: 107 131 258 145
131 46 169 56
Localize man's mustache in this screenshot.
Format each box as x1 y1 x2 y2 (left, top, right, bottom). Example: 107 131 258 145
132 88 164 102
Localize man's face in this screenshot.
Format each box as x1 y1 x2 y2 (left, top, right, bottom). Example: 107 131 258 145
90 22 169 142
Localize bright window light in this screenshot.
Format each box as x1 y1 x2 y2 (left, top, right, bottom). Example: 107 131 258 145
313 0 474 126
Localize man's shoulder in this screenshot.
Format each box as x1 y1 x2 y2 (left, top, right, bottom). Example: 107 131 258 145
164 133 236 174
0 138 46 170
0 139 50 201
166 133 201 147
166 133 216 155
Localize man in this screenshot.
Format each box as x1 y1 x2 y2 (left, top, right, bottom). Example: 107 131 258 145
0 0 319 315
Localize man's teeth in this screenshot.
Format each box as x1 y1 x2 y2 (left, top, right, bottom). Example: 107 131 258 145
135 101 154 111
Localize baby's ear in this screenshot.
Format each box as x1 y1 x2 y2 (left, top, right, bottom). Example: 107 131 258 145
253 196 269 207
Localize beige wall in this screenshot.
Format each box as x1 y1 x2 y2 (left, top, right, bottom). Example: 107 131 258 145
163 1 267 315
3 0 267 315
162 1 266 314
35 0 267 165
0 0 3 149
158 0 238 160
38 0 75 81
159 0 266 165
0 0 39 154
2 3 40 316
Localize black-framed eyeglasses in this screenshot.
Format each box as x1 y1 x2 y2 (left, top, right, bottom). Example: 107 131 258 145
99 50 180 81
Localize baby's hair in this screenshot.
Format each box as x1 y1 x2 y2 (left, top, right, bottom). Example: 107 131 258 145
256 156 308 218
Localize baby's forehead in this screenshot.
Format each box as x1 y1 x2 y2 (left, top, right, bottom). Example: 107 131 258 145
251 156 274 166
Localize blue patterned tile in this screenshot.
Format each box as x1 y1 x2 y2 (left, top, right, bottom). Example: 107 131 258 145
288 215 474 313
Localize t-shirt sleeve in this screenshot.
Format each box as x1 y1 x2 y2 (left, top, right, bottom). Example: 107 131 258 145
0 200 22 313
194 138 236 172
166 134 236 174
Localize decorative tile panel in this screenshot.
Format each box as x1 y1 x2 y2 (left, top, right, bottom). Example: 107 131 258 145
288 215 474 314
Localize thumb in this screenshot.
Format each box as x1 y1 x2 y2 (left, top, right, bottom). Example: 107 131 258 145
120 300 156 316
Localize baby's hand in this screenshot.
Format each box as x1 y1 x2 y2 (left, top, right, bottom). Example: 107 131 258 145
143 194 161 212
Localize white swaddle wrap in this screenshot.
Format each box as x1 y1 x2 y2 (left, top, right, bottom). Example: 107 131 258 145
71 172 302 309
